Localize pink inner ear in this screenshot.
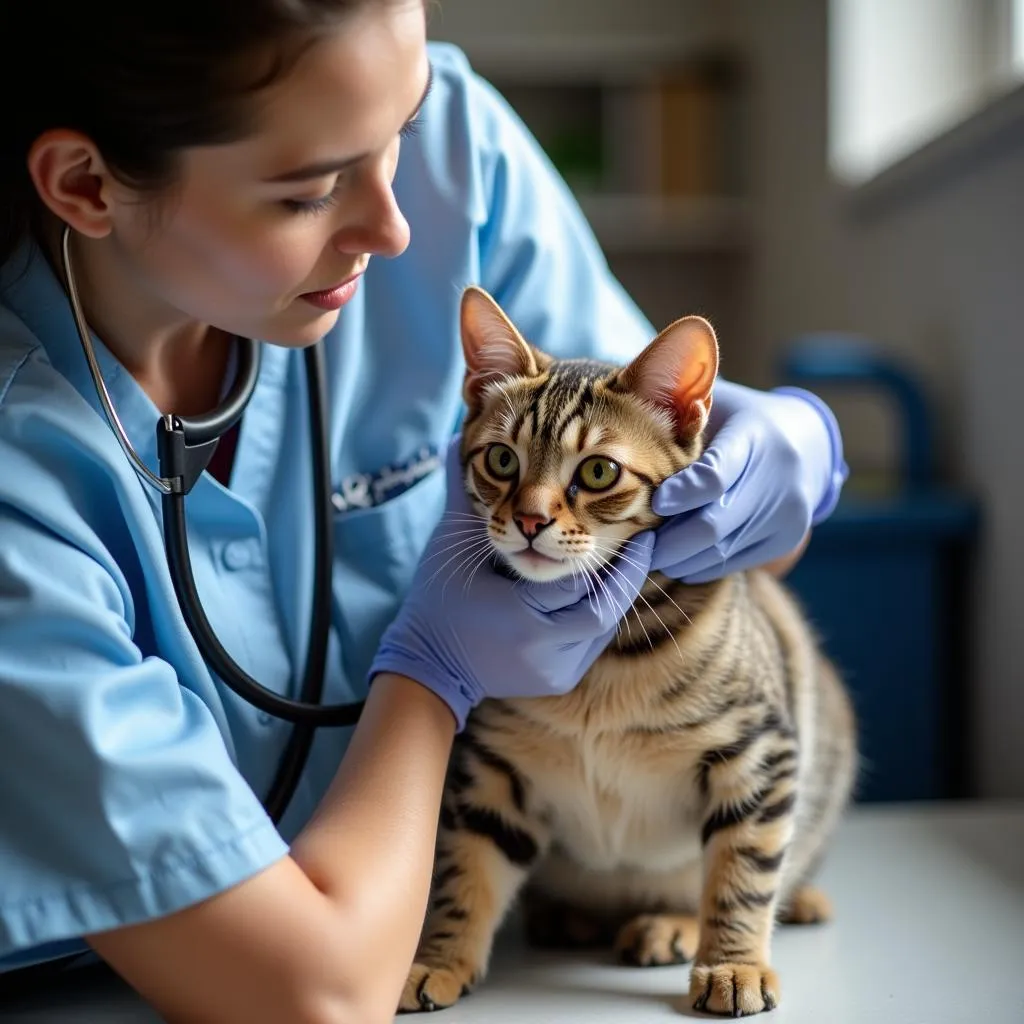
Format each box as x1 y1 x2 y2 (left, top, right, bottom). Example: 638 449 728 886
673 355 715 412
461 287 540 407
623 317 718 437
462 332 533 408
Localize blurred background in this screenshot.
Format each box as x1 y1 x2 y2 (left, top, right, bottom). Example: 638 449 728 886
428 0 1024 804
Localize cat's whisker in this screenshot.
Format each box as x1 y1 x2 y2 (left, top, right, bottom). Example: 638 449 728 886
581 563 602 621
442 538 498 601
425 536 493 590
595 553 685 664
615 536 653 552
440 510 491 523
568 554 603 622
579 553 630 634
433 525 492 539
607 572 659 654
567 557 600 618
579 552 643 647
463 543 498 595
451 542 497 599
428 541 493 593
420 531 494 565
588 539 693 628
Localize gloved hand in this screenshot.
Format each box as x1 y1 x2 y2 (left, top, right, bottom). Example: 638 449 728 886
370 438 655 730
650 381 848 583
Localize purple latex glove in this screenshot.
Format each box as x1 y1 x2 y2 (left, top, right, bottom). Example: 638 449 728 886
650 382 848 583
371 438 655 730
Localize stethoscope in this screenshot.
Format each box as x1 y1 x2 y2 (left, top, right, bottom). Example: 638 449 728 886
59 225 365 824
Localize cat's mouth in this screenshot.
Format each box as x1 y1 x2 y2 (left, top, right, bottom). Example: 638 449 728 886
499 546 571 583
514 549 563 568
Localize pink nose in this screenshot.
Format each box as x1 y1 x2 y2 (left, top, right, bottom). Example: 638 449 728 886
514 512 553 539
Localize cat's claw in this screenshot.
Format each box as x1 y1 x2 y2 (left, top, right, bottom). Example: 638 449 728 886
399 962 474 1013
689 962 780 1016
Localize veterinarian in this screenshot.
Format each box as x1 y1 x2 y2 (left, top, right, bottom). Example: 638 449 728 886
0 1 846 1020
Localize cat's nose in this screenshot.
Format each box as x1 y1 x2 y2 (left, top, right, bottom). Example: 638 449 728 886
513 511 554 539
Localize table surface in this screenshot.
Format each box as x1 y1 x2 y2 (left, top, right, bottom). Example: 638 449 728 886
3 801 1023 1023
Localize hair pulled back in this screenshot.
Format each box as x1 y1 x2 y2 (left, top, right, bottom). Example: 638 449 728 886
0 1 387 266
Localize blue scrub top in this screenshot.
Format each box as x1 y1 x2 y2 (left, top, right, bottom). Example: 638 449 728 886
0 43 657 970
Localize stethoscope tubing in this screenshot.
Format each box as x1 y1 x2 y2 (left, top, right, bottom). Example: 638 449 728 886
59 224 366 821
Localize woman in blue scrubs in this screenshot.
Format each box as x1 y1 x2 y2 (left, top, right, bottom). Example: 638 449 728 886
0 1 846 1020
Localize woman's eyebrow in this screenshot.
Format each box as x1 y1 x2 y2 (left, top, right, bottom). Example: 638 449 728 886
264 62 435 184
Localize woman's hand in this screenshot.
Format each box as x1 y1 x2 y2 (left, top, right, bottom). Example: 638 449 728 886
370 438 655 729
649 382 847 583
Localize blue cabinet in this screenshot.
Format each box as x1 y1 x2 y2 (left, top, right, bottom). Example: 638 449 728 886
779 336 978 802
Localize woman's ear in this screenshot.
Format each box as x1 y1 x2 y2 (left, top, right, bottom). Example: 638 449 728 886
460 286 549 413
26 129 117 240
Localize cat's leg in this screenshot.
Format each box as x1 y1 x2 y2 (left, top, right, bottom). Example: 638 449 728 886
400 832 537 1012
689 735 799 1016
399 748 550 1012
776 661 855 929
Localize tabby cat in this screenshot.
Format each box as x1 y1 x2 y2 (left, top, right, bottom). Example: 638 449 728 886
400 287 857 1017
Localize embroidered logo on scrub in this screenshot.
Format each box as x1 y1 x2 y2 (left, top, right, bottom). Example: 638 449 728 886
330 445 442 513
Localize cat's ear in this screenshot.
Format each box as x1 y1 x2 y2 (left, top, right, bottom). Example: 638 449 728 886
460 286 549 411
616 316 719 439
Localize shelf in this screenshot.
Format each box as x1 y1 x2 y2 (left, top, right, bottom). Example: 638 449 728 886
449 32 733 84
574 194 752 254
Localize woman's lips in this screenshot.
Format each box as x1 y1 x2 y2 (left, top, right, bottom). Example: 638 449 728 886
299 272 363 310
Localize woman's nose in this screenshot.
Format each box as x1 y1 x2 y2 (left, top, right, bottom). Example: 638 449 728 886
334 168 410 259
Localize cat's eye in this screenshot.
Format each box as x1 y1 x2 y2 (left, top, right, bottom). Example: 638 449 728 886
485 444 520 480
576 456 620 492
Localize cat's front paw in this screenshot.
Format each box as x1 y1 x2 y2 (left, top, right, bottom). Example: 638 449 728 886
614 913 699 966
689 962 779 1016
778 885 832 925
399 961 476 1013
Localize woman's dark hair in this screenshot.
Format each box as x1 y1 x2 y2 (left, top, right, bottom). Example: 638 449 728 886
0 1 388 266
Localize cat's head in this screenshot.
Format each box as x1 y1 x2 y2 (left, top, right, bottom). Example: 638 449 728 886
458 286 719 584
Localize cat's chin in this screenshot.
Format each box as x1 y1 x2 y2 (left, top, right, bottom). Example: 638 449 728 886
501 549 575 584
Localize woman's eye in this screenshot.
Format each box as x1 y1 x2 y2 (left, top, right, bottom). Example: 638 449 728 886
281 175 345 216
399 114 425 140
281 191 339 216
485 444 519 480
576 456 620 492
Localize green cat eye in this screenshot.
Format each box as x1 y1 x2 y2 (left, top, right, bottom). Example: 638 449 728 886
485 443 520 480
576 456 620 492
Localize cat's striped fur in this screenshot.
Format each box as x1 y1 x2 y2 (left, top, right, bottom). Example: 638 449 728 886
400 288 857 1017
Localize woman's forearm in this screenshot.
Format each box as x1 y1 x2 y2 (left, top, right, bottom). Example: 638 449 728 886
289 672 456 1012
87 673 455 1024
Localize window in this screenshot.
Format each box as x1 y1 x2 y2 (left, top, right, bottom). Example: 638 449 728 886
828 0 1024 185
1014 0 1024 72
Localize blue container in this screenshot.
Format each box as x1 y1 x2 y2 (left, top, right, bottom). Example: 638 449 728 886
778 335 979 803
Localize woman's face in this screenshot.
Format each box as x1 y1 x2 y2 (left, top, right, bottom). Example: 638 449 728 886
105 0 428 347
